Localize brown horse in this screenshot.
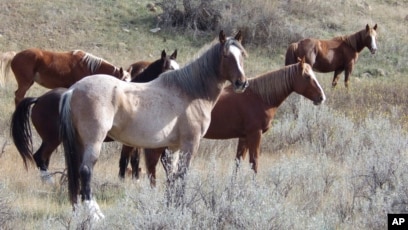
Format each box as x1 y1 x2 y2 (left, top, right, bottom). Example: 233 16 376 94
10 50 179 183
285 24 378 88
7 48 131 105
121 58 326 186
128 49 178 80
59 31 248 219
0 51 16 87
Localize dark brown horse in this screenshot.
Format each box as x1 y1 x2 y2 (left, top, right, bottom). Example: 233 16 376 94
10 50 179 182
285 24 378 88
121 58 326 186
7 48 131 105
128 49 178 80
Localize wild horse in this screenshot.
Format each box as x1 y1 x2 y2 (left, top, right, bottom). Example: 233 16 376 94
285 24 378 88
7 48 131 105
121 57 326 186
59 30 248 220
10 50 180 182
128 49 178 80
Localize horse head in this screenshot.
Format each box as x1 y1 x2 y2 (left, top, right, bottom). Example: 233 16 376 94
219 30 249 93
119 67 131 82
161 49 179 71
365 24 378 54
294 57 326 105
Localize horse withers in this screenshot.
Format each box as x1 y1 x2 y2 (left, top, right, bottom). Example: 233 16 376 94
10 50 179 183
121 57 326 186
285 24 378 88
7 48 131 105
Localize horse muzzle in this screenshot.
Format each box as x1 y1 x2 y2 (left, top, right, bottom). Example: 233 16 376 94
233 80 249 93
370 47 377 54
313 95 325 105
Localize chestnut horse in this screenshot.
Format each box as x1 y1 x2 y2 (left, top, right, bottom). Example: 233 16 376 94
10 50 179 182
7 48 131 105
285 24 378 88
0 51 16 87
59 31 247 220
121 58 326 186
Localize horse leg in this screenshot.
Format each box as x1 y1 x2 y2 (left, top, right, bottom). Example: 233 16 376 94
118 145 133 179
331 69 344 88
33 141 59 183
145 147 164 187
235 138 248 171
167 138 199 206
247 131 262 173
14 81 34 105
80 145 105 221
130 148 141 179
344 65 354 88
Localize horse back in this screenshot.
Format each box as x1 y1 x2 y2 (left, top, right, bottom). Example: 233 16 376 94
11 48 87 88
31 88 67 139
127 61 150 79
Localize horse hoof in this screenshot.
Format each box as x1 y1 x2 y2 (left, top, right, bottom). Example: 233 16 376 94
84 200 105 221
40 170 55 184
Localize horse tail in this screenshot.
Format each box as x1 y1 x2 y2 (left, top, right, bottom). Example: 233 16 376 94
0 51 16 87
285 43 298 66
10 97 37 170
59 89 80 204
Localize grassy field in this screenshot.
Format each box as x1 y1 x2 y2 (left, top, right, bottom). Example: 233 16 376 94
0 0 407 229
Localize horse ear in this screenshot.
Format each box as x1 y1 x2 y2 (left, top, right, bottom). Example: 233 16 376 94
170 49 177 59
234 30 243 43
219 30 226 44
120 67 124 75
161 50 166 59
373 24 377 30
366 24 370 32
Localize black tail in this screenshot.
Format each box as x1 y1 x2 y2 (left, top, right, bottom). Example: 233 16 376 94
59 89 80 205
10 97 37 169
284 43 298 66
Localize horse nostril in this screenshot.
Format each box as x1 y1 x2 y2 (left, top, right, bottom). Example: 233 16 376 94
234 80 242 88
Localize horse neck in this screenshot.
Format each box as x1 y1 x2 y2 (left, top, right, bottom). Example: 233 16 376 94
132 61 161 83
161 43 225 101
102 63 122 78
344 29 366 53
250 66 295 108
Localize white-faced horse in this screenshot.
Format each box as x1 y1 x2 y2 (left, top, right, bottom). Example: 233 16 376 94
59 31 248 220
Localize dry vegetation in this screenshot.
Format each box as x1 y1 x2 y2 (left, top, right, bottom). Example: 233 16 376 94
0 0 407 229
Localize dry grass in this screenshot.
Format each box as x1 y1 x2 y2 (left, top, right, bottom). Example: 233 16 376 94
0 0 407 229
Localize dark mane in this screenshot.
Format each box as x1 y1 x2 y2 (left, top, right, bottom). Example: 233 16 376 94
160 38 246 99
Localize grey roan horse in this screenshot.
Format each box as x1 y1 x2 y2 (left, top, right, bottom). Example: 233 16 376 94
59 31 248 220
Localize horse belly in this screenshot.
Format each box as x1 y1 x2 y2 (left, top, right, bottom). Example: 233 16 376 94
113 116 179 148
